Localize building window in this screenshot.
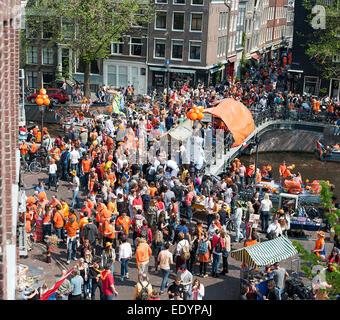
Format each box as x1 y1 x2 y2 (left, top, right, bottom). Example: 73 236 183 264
118 66 128 87
154 39 166 59
192 0 203 5
111 38 123 55
173 12 185 31
173 0 185 4
42 47 54 65
171 40 184 60
190 13 203 32
42 22 53 39
43 72 55 87
189 41 201 61
27 71 38 89
107 65 117 88
27 46 38 64
155 0 167 3
155 11 167 30
130 38 143 56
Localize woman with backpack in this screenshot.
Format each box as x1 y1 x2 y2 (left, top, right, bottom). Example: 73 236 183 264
175 232 190 272
220 230 231 275
198 231 211 278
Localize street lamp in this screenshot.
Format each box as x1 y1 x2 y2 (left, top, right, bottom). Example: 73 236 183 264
35 88 50 150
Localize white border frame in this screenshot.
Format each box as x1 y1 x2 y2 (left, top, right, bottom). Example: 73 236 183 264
153 38 167 60
188 40 202 62
171 39 184 61
172 11 185 32
190 12 203 33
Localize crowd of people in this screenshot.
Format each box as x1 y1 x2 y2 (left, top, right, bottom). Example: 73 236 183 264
19 54 340 301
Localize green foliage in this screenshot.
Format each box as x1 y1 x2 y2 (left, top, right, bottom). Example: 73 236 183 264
26 0 154 95
302 0 340 79
293 180 340 299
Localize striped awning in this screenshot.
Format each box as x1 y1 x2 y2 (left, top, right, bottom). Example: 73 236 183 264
230 236 298 269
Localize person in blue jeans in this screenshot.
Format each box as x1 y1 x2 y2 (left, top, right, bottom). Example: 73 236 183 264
158 243 173 293
119 235 132 281
211 231 223 278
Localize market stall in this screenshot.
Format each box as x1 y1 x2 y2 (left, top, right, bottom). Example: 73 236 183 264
231 236 298 299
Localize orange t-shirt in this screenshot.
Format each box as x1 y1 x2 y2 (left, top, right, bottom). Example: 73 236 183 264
30 143 38 153
82 159 92 173
116 216 131 235
103 223 116 240
149 187 157 197
20 143 29 155
53 210 65 228
65 220 79 237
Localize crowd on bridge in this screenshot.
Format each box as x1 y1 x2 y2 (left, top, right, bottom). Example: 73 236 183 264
19 53 340 301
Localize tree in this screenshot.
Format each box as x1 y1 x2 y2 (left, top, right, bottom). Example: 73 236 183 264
26 0 154 97
302 0 340 80
293 181 340 300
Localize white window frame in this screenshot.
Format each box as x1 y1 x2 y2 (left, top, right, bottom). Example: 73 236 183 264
188 40 202 61
154 38 166 60
129 37 143 56
171 39 184 60
155 0 168 3
111 38 124 55
191 0 204 6
172 12 185 32
173 0 186 5
190 12 203 32
154 10 167 30
42 47 54 65
27 46 38 64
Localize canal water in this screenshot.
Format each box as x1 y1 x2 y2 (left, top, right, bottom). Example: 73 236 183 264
239 152 340 201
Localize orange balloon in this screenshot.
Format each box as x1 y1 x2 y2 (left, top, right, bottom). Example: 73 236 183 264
40 88 46 95
193 107 199 113
198 107 204 112
197 112 204 120
190 112 198 120
43 98 50 106
36 98 44 106
42 94 48 100
186 112 192 119
37 95 42 99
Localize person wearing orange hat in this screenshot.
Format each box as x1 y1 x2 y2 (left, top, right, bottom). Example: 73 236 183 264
313 231 326 261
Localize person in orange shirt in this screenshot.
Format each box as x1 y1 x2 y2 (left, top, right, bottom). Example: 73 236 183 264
50 196 61 210
30 140 38 157
103 218 120 248
42 206 53 239
64 216 80 264
283 166 292 179
81 154 92 191
107 194 118 218
53 204 65 240
116 212 131 241
313 231 326 261
149 182 157 198
279 160 286 184
78 211 89 240
20 140 29 164
135 237 152 275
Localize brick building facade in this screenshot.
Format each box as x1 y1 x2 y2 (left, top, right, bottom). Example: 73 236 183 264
0 0 21 300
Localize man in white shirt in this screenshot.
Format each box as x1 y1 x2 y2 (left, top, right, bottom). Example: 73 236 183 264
70 170 80 209
267 218 283 239
119 234 132 281
69 147 80 174
48 159 58 191
231 201 244 242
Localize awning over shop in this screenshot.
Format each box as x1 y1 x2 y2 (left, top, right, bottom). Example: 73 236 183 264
251 53 261 60
149 67 195 74
210 66 225 74
228 57 237 63
203 98 255 148
230 236 298 269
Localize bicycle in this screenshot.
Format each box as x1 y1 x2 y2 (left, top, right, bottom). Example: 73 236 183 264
20 158 42 174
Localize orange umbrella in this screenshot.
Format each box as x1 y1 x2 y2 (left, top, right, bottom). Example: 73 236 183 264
203 98 255 147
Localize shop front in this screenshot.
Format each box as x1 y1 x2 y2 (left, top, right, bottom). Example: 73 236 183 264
329 78 340 99
150 67 196 89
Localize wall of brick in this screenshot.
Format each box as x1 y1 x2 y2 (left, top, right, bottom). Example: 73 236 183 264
0 0 21 300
